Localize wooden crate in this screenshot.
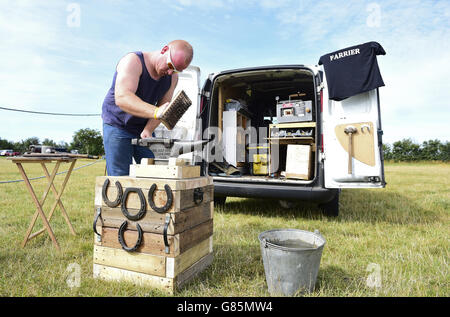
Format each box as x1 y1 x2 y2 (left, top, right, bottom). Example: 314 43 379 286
285 144 313 180
99 200 213 235
94 219 213 257
93 173 214 293
93 237 213 294
95 176 213 213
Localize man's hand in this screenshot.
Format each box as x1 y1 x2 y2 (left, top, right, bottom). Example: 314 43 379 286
155 102 169 120
140 129 152 139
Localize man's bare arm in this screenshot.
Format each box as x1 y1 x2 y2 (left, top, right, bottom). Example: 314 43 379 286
140 74 179 138
114 53 157 119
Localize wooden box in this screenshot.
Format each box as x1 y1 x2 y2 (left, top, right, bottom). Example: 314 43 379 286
285 144 313 180
93 173 214 294
129 163 201 179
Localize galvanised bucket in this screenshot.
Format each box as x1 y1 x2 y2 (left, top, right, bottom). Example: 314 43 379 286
258 229 326 296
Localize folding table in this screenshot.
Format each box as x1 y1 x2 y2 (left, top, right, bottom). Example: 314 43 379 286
8 155 78 250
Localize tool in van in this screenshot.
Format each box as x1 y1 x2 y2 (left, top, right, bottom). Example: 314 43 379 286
275 93 313 123
157 89 192 130
344 125 357 174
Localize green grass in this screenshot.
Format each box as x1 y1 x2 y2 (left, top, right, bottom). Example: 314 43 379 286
0 157 448 297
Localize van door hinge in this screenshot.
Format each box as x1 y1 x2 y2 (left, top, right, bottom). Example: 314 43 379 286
317 82 324 93
320 152 325 162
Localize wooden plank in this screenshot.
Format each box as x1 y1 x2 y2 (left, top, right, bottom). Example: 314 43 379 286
168 158 189 166
93 245 166 277
140 158 154 165
335 122 375 166
92 252 213 294
100 219 213 257
93 237 212 279
98 201 213 235
176 252 213 289
95 183 213 213
96 176 213 192
270 122 316 129
166 236 213 278
8 157 75 162
21 153 99 159
132 164 200 179
93 263 175 294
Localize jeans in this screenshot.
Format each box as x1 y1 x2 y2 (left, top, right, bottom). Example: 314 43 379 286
103 123 154 176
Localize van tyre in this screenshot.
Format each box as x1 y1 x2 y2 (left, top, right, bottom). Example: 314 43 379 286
279 200 297 209
214 196 226 206
320 190 340 217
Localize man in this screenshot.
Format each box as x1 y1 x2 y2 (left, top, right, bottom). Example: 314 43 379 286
102 40 193 176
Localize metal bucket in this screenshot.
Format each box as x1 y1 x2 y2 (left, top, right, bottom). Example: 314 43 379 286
258 229 326 296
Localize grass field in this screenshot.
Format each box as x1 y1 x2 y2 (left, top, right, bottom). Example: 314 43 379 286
0 157 448 297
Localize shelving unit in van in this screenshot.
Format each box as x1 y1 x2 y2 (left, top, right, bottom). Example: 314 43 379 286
267 122 316 180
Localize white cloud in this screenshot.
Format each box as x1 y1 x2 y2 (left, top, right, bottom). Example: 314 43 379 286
259 0 450 143
0 0 448 145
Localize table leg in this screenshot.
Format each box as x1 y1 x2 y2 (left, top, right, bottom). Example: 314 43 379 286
21 161 61 247
40 160 76 235
16 163 60 250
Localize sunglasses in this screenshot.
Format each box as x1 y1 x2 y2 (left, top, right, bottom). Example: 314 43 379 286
166 48 181 73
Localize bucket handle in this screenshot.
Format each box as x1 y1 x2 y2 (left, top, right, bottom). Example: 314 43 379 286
314 229 325 246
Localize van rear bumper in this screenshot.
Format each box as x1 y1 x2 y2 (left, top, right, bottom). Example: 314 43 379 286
213 181 338 203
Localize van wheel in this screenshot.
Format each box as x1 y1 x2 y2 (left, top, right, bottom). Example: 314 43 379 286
319 190 340 217
214 196 226 206
279 200 297 209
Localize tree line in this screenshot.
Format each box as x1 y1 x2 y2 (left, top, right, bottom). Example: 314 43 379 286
1 131 449 162
0 128 104 156
383 139 449 162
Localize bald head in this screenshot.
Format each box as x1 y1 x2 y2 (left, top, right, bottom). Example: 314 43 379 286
167 40 193 70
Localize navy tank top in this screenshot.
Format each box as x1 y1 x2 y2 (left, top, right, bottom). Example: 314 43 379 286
102 51 171 136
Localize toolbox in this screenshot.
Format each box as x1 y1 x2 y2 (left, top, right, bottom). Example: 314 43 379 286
248 145 269 176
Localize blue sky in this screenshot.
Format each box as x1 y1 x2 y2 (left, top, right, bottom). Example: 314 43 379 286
0 0 449 145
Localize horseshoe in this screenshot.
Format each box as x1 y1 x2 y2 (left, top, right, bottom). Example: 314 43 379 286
102 179 123 208
93 207 103 237
118 221 143 252
148 184 173 214
121 187 147 221
163 214 171 254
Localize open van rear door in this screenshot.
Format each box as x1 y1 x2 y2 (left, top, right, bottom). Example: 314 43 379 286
171 65 201 141
321 78 386 188
162 65 201 162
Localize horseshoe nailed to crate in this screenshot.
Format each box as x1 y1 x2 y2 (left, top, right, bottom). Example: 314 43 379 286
92 172 214 294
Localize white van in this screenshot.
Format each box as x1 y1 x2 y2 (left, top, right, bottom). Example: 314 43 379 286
138 46 386 217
